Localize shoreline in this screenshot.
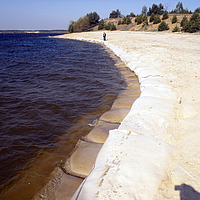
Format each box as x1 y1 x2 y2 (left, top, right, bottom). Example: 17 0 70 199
33 39 141 199
35 31 200 199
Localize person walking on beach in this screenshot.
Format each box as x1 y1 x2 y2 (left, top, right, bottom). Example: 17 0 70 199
103 32 106 41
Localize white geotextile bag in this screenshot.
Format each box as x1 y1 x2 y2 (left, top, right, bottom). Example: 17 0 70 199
119 96 175 140
72 130 173 200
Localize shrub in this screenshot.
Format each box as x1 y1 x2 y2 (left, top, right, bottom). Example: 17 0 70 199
135 15 143 25
180 15 188 27
104 22 111 30
162 11 169 20
172 25 180 32
150 13 155 22
158 21 169 31
104 22 117 31
110 24 117 31
98 19 105 30
118 20 122 25
142 16 148 26
122 17 127 24
171 15 177 24
153 15 161 24
126 16 132 24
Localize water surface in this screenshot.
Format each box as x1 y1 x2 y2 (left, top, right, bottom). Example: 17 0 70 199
0 33 125 199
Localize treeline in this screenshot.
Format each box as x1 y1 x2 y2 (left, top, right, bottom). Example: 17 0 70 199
68 12 100 33
68 2 200 33
135 2 200 32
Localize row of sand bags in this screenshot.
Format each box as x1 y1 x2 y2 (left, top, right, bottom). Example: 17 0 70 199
70 38 177 199
33 46 141 200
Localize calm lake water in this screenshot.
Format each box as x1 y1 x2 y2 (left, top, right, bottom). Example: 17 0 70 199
0 33 126 199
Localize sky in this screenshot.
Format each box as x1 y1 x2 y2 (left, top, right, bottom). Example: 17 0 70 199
0 0 199 30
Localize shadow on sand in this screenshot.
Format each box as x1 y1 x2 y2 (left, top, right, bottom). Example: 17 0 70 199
175 183 200 200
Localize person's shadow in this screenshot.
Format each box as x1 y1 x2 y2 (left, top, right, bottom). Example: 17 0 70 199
175 183 200 200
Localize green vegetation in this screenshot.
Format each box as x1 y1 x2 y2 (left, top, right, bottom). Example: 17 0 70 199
158 21 169 31
104 22 116 31
73 16 90 32
162 11 169 20
181 12 200 33
98 19 105 30
195 7 200 13
147 3 164 16
171 15 178 24
153 15 161 24
135 15 143 25
172 25 180 32
68 21 74 33
129 12 136 17
150 13 155 22
109 9 121 18
122 15 132 25
68 12 100 33
86 12 100 28
142 16 148 27
68 2 200 33
170 2 192 14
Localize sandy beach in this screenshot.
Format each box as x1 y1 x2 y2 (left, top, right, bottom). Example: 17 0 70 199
36 31 200 199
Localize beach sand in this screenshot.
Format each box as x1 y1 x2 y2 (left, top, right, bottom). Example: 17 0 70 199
35 31 200 199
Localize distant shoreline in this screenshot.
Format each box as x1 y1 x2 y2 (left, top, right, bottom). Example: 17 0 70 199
0 30 68 34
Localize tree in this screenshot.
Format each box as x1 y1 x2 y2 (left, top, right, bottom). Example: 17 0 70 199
172 25 180 32
176 2 183 13
110 24 117 31
118 19 122 25
135 15 143 25
153 15 161 24
98 19 105 30
104 22 117 30
142 15 148 27
68 21 74 33
109 9 121 18
181 15 188 27
122 15 132 25
150 13 155 22
147 3 164 16
130 12 136 17
158 21 169 31
195 7 200 13
126 16 132 24
162 11 169 20
86 12 100 27
142 5 147 16
172 15 177 24
73 16 90 32
181 13 200 33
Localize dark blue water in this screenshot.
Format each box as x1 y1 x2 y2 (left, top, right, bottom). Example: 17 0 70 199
0 33 125 199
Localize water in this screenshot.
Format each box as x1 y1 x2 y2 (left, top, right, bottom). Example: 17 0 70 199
0 33 125 199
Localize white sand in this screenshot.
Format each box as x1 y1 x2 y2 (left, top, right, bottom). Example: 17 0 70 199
57 31 200 199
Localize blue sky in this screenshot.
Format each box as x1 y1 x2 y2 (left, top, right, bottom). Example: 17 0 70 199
0 0 199 30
